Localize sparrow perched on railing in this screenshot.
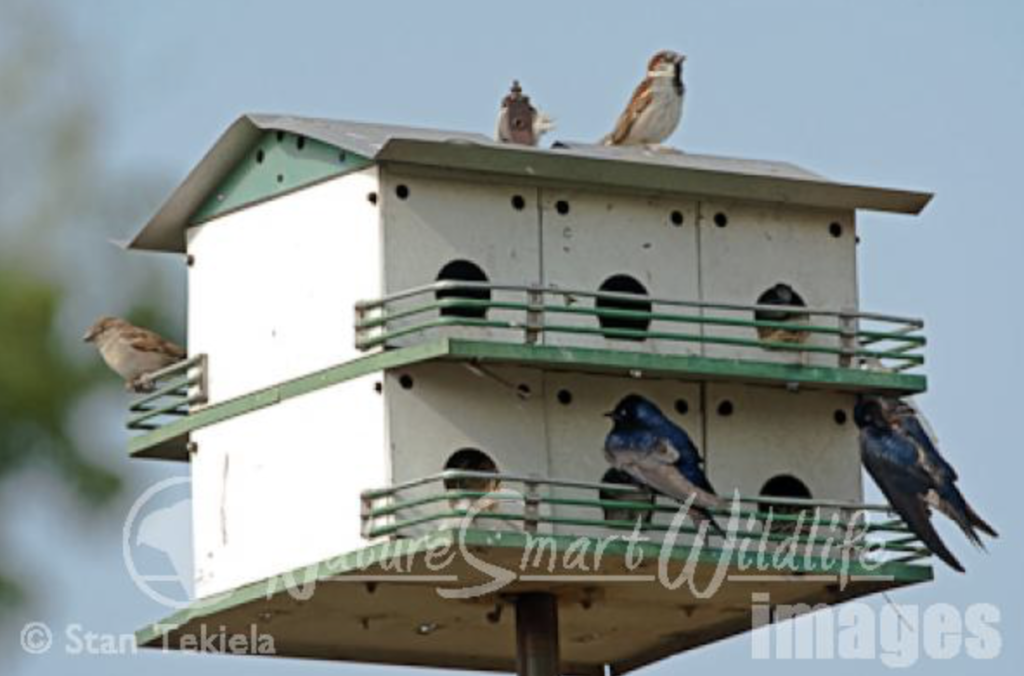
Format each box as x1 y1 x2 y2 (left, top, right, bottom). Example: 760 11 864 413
603 50 686 147
604 394 725 534
83 316 186 392
495 80 555 147
855 396 998 572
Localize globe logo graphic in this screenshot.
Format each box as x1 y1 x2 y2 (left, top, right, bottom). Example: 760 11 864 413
122 476 196 610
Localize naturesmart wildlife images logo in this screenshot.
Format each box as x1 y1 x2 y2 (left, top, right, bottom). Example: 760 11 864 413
275 490 891 604
122 475 203 611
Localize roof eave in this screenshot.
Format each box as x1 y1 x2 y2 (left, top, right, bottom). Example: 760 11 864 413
129 116 264 253
375 138 933 215
127 115 932 255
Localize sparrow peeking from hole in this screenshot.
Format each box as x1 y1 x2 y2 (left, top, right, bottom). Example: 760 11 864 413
754 283 810 345
83 316 186 392
603 50 686 148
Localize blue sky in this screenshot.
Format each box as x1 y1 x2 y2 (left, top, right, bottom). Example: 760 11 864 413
9 1 1024 674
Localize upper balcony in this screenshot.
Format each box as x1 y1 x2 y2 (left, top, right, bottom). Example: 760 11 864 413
124 283 925 460
355 281 926 394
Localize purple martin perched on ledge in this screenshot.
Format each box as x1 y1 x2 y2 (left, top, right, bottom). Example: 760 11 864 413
604 394 725 535
854 396 997 572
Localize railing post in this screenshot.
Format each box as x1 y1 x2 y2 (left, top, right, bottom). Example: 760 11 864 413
525 287 543 345
838 308 857 368
354 304 367 350
524 477 541 534
190 353 209 407
360 494 374 539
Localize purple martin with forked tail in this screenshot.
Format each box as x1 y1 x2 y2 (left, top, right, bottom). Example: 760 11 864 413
603 394 726 534
854 396 997 572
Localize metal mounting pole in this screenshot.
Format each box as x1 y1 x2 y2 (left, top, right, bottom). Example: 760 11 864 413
515 593 560 676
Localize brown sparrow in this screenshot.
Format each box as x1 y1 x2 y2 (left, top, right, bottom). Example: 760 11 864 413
495 80 555 147
83 316 186 392
754 283 810 345
603 50 686 147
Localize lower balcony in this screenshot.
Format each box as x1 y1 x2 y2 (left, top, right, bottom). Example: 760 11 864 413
137 471 932 674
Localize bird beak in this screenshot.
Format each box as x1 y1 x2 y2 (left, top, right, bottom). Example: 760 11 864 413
82 329 95 343
604 411 617 419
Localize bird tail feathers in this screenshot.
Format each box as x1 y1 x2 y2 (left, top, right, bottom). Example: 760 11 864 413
965 502 998 539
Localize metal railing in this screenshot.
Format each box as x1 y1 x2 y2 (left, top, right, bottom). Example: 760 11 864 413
354 282 925 372
126 354 208 432
361 470 932 569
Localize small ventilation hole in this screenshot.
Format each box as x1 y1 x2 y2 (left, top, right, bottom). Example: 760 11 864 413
557 389 573 405
714 212 728 227
670 210 684 226
555 200 570 215
717 400 734 416
511 195 526 211
399 374 414 390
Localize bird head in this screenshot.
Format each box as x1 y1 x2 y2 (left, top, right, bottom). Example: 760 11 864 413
496 80 554 147
768 283 801 306
853 395 889 430
647 50 685 78
605 394 666 429
83 316 125 343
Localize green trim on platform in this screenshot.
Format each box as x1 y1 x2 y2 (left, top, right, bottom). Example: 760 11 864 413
189 130 370 224
128 338 926 460
136 527 933 648
127 340 452 460
446 340 928 392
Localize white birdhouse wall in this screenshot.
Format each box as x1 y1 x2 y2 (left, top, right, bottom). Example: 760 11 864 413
187 168 381 404
704 384 862 503
384 362 549 482
181 168 868 591
190 376 387 599
381 368 863 540
379 171 542 347
383 362 552 536
539 189 700 356
698 202 857 367
374 172 858 365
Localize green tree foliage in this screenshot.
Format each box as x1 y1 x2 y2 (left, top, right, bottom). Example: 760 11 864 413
0 266 123 606
0 0 177 618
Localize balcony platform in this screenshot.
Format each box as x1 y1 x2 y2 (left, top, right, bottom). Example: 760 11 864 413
126 338 926 461
138 520 931 675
